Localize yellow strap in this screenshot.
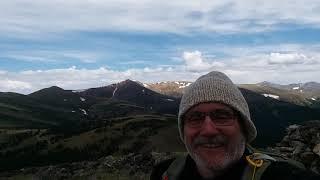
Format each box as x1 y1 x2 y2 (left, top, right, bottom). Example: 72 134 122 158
251 166 257 180
246 154 264 180
246 154 264 167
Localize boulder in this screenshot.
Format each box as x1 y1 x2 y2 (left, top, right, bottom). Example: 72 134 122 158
270 120 320 175
313 144 320 157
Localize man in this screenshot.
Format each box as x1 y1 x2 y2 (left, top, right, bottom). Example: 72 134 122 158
151 71 319 180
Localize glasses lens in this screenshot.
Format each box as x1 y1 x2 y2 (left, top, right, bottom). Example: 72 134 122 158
185 112 204 127
209 110 235 126
210 110 234 119
185 110 236 127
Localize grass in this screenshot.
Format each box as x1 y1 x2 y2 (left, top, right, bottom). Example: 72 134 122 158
4 169 150 180
0 103 26 112
148 123 185 152
0 113 182 176
83 172 149 180
5 175 34 180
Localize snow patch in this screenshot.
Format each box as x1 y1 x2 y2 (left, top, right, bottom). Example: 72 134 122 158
311 98 316 101
178 82 191 89
262 94 280 100
112 87 118 97
71 110 75 113
143 83 149 87
80 97 86 102
79 108 88 115
142 89 145 93
299 89 303 93
72 89 86 93
156 81 168 84
166 99 174 102
63 99 67 101
292 87 300 90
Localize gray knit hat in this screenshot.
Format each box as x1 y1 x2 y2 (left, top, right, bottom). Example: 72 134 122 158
178 71 257 143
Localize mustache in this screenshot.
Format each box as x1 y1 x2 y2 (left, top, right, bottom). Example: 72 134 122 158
192 135 228 147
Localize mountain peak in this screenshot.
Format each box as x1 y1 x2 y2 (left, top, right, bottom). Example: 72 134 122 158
123 79 136 84
30 86 65 95
117 79 143 87
48 86 64 90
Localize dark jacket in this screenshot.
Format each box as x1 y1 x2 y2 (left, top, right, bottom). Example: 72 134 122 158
150 150 319 180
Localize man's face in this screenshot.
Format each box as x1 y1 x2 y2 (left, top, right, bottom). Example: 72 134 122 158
183 102 246 176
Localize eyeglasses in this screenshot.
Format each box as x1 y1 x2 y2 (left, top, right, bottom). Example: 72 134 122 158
184 109 237 128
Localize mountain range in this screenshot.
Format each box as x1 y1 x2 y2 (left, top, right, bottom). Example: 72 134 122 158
0 79 320 171
1 80 320 138
147 81 320 106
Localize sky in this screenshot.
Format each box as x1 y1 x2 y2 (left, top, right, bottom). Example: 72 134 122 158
1 0 320 94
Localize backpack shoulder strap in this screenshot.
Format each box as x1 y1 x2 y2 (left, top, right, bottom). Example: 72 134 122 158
242 152 274 180
161 154 188 180
242 144 306 180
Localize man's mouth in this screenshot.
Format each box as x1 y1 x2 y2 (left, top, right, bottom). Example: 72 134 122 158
198 143 224 148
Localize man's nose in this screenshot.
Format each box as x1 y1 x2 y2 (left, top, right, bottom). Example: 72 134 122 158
199 115 220 136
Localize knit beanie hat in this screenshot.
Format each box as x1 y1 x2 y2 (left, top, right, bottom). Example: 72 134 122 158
178 71 257 143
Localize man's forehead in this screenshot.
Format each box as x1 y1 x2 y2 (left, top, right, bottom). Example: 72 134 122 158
189 102 234 112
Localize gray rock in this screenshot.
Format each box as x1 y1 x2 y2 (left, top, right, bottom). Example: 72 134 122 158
290 140 305 148
313 144 320 157
287 124 300 131
293 144 305 155
299 152 316 165
279 146 294 152
270 120 320 175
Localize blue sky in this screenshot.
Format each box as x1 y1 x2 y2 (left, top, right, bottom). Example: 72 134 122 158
1 0 320 94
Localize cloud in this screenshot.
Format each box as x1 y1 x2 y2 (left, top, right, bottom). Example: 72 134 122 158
178 46 320 84
268 53 308 65
182 51 225 71
1 57 320 95
232 51 320 67
1 50 101 63
1 44 320 94
0 79 32 92
1 0 320 38
0 66 196 94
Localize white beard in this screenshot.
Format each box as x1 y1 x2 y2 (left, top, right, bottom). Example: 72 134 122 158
185 133 246 179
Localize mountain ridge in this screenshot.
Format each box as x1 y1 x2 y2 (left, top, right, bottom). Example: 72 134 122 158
0 79 320 174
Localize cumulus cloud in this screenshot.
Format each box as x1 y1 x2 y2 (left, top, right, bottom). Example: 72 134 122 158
1 1 320 94
1 45 320 94
182 51 225 71
0 79 32 92
0 66 201 94
1 58 320 94
268 53 308 65
1 0 320 38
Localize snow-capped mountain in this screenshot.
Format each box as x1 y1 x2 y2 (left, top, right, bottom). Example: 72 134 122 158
144 81 192 98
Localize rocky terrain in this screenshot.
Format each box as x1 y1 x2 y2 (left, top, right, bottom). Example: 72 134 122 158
267 120 320 174
0 151 178 180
